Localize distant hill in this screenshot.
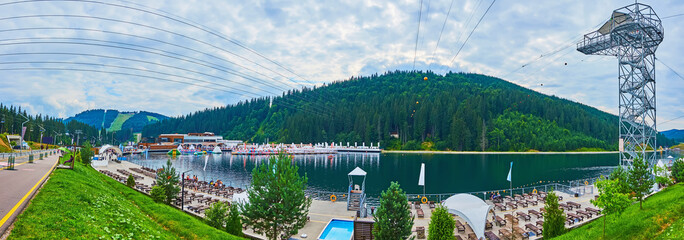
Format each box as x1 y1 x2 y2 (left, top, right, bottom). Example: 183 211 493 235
141 71 677 151
662 129 684 142
65 109 168 133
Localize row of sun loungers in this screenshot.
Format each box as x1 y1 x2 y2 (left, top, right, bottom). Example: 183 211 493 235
129 167 157 179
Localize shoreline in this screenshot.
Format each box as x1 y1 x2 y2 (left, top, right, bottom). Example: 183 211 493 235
382 150 618 154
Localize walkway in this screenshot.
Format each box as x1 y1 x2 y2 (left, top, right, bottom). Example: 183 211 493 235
0 151 59 236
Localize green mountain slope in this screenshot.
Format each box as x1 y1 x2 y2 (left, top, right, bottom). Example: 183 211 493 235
66 109 168 133
142 71 676 151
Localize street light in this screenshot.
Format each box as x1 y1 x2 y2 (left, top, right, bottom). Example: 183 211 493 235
181 169 193 211
19 114 29 151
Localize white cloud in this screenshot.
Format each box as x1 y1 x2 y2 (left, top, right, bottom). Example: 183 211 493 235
0 0 682 130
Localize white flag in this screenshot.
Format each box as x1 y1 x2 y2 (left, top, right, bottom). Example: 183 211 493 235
507 162 513 182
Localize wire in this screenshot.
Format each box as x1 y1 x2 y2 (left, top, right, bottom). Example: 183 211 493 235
661 13 684 19
413 0 424 70
427 0 454 71
449 0 496 66
0 37 335 114
657 58 684 81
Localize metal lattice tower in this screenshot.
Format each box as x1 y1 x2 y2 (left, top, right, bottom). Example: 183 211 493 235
577 3 663 168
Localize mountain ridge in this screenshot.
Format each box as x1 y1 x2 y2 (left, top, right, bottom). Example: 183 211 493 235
65 109 168 133
142 71 676 151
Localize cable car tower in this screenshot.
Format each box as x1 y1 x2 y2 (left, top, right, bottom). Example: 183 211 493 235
577 3 663 168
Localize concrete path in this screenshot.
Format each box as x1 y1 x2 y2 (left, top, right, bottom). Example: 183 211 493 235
0 151 60 236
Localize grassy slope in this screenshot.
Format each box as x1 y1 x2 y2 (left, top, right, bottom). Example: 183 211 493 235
107 113 134 132
0 133 10 152
9 162 242 240
554 183 684 240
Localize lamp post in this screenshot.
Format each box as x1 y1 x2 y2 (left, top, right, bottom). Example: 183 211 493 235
19 114 29 152
181 169 193 211
38 124 45 148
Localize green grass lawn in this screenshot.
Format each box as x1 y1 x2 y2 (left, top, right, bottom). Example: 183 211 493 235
554 183 684 240
9 163 243 239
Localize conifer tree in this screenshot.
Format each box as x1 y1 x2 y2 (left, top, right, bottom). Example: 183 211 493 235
628 157 654 210
542 190 566 237
428 206 455 240
373 181 413 240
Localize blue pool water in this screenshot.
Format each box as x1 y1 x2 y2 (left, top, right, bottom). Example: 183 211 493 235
319 219 354 240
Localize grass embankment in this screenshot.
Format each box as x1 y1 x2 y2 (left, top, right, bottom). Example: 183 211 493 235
9 161 243 239
0 133 11 152
555 183 684 240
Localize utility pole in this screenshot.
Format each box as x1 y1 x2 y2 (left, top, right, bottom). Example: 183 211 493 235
75 130 83 146
38 124 45 148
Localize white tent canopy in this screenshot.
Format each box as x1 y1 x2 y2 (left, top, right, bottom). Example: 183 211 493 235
348 167 367 176
99 145 123 156
442 194 493 240
232 191 249 204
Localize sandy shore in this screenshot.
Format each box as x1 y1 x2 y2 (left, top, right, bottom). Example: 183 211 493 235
383 150 618 155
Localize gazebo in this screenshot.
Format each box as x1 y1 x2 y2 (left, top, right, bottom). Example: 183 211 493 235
442 194 493 240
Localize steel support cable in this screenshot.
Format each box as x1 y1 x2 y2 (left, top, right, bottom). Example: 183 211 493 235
0 14 304 90
448 0 496 66
0 30 336 115
0 39 335 114
0 27 303 92
60 0 335 102
433 0 483 73
427 0 454 71
0 66 328 118
413 0 424 70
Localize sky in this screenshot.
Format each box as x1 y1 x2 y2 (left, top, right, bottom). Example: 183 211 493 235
0 0 682 130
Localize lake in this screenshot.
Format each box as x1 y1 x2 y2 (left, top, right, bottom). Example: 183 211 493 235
128 152 619 198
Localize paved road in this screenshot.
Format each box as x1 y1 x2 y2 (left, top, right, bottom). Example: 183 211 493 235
0 151 60 236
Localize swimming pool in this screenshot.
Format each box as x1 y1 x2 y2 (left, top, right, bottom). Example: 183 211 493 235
317 219 354 240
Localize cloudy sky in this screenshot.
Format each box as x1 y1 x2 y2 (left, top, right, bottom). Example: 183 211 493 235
0 0 682 130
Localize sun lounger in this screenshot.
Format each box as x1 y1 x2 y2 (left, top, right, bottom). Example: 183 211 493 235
586 207 601 214
577 209 592 218
568 201 581 209
536 220 544 227
517 201 528 208
495 203 506 211
527 199 538 206
513 227 530 239
467 233 477 240
416 209 425 218
485 220 493 230
506 202 518 210
415 202 422 209
516 211 531 222
514 194 523 200
567 212 583 222
455 220 466 233
504 214 519 225
498 229 512 240
455 235 464 240
429 201 436 209
528 209 543 218
495 216 507 227
525 223 542 235
559 203 569 210
485 231 500 240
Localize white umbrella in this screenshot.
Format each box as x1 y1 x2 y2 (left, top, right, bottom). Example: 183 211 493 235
418 163 425 195
442 194 492 240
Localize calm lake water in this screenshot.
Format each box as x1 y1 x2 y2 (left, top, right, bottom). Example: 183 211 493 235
128 152 619 198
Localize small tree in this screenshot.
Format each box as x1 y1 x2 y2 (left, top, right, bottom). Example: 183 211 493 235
672 158 684 183
156 160 180 204
653 164 673 187
373 181 414 240
609 166 630 195
241 153 311 240
591 176 631 239
205 201 229 229
542 190 566 238
627 157 654 210
126 174 135 188
81 141 93 165
428 206 455 240
226 203 243 237
150 186 166 203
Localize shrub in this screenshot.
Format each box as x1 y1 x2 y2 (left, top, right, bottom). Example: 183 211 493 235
428 206 455 240
205 201 228 229
80 141 93 165
628 157 654 210
150 186 166 203
126 174 135 188
226 203 243 236
373 181 413 240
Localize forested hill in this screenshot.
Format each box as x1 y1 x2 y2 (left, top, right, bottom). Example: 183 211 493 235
66 109 167 133
142 71 675 151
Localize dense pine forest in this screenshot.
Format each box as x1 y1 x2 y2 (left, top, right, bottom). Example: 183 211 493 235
0 104 101 150
142 71 675 151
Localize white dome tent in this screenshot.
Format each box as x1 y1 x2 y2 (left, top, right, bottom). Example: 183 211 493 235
441 193 493 240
